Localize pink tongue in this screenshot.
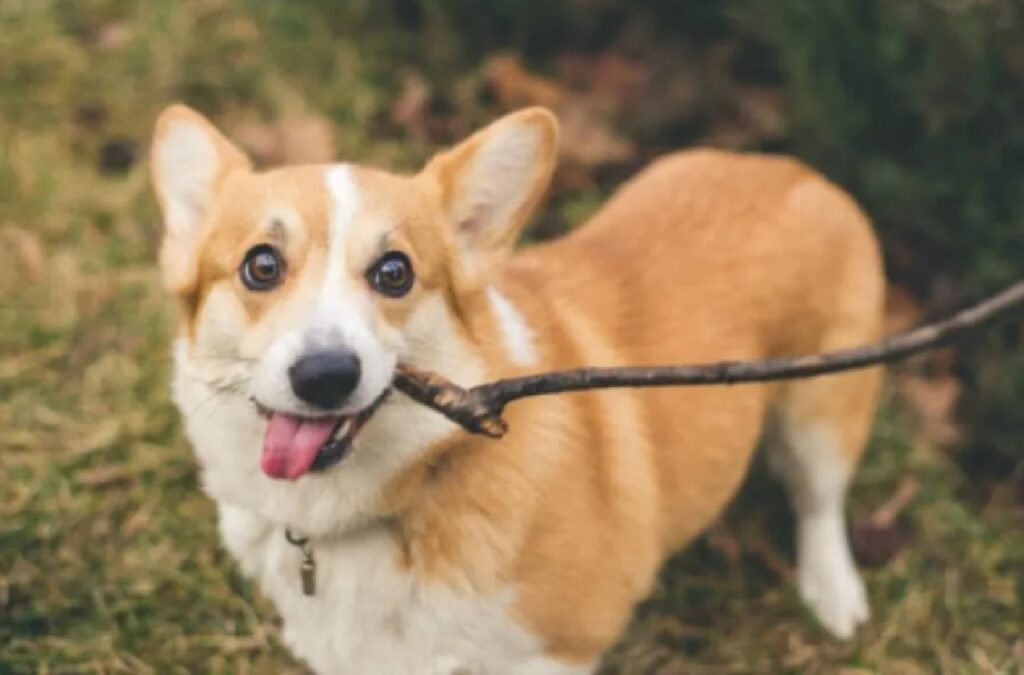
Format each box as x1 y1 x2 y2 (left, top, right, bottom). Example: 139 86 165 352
261 413 338 480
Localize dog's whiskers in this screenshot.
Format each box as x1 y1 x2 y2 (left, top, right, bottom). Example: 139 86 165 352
179 370 252 389
189 355 258 364
160 354 259 368
183 375 252 420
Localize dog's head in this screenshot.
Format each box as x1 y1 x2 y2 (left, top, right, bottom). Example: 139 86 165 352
151 105 557 532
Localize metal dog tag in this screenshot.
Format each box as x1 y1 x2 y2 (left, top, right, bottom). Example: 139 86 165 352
286 528 317 597
300 555 316 597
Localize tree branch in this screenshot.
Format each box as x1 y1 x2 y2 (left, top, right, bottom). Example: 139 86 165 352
392 280 1024 438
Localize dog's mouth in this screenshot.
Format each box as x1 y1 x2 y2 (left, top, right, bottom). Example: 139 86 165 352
253 392 388 481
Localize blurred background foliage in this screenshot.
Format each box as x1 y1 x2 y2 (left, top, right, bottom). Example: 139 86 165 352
1 0 1021 672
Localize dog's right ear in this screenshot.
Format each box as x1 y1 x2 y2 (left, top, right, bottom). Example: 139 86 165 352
150 104 251 294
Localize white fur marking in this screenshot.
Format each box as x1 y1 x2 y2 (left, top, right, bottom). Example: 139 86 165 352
216 506 588 674
796 507 869 639
487 286 538 366
325 164 358 285
316 165 397 410
770 419 869 639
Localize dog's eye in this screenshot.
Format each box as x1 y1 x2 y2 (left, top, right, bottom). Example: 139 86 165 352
240 245 284 291
367 251 414 298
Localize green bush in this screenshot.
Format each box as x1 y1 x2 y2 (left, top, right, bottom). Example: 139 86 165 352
752 0 1024 465
354 0 1024 462
757 0 1024 295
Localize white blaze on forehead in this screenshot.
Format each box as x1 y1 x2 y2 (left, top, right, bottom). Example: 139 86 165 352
325 164 360 282
315 163 367 325
248 164 394 418
282 163 397 413
487 286 538 366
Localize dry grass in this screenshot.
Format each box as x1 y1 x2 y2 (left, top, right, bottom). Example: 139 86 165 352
1 2 1021 673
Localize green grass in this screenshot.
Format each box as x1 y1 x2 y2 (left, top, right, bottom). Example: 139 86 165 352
1 1 1021 672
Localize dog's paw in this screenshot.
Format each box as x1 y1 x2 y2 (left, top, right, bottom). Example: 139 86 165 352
797 550 870 639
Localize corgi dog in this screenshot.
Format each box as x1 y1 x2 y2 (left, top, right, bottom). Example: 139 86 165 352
151 104 884 674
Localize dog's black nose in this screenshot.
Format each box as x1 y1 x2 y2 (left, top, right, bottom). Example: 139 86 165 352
288 350 361 409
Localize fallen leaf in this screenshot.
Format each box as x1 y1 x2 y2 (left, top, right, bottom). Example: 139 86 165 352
558 103 635 168
897 374 962 444
232 114 336 166
733 86 786 140
695 40 787 149
1 227 46 282
66 419 123 458
868 475 920 528
94 22 134 51
970 646 1001 674
122 506 153 537
0 343 63 380
702 85 786 149
704 523 742 576
885 284 924 336
486 53 567 109
782 632 816 669
555 52 651 111
485 54 635 171
77 465 134 487
391 72 432 140
851 475 919 566
745 535 795 582
882 659 935 675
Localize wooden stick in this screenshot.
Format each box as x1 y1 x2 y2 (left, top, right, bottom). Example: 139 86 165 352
392 280 1024 437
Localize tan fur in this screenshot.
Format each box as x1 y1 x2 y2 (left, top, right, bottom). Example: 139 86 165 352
380 150 884 660
156 106 884 665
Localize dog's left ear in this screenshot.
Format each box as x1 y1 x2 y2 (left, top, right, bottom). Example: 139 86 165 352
150 104 252 295
422 107 559 287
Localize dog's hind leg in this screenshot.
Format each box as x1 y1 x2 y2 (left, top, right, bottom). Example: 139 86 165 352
768 364 882 639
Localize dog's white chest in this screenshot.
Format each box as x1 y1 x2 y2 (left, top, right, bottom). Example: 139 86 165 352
216 504 583 675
